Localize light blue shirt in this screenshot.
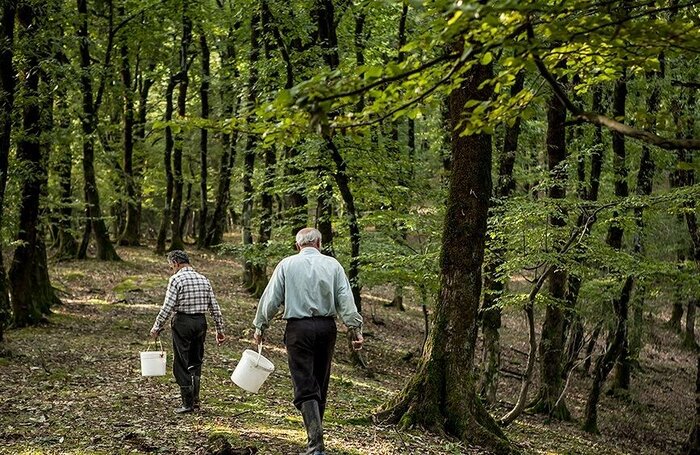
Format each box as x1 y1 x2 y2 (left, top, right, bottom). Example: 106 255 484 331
253 247 363 334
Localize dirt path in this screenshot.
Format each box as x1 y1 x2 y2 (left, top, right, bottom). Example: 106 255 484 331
0 246 694 454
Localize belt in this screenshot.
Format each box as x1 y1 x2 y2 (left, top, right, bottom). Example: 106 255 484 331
286 315 334 321
175 312 205 316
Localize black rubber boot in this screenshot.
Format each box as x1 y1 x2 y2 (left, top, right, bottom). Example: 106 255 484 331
174 385 194 414
300 400 325 455
193 376 201 410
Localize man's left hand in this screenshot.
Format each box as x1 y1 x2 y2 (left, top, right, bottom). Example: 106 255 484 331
150 328 160 339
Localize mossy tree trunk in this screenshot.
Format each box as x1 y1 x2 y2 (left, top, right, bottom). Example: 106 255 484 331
10 2 61 326
376 47 512 455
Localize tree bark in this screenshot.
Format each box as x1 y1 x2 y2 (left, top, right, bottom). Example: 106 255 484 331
131 63 155 245
376 47 511 454
584 71 633 431
683 352 700 454
529 79 570 421
76 0 120 261
242 11 260 290
629 67 660 370
0 0 17 339
118 5 139 246
169 0 192 252
327 139 362 312
155 77 177 255
313 0 340 257
480 69 524 404
205 26 238 248
10 2 61 326
196 30 210 248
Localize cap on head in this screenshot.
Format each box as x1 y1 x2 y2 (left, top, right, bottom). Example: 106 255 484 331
167 250 190 265
295 228 322 247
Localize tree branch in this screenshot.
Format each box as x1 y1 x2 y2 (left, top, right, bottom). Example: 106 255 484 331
527 22 700 150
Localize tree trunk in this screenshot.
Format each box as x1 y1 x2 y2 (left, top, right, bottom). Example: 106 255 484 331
155 77 177 255
480 69 524 404
583 277 633 433
629 64 661 362
529 80 570 421
585 71 632 430
683 352 700 454
10 3 61 326
376 48 511 455
327 139 362 312
53 88 78 260
685 300 698 349
196 31 210 248
563 85 604 373
671 302 686 333
76 0 120 261
205 28 238 247
0 0 17 339
242 11 260 290
313 0 340 258
118 6 139 246
130 64 155 246
169 1 192 252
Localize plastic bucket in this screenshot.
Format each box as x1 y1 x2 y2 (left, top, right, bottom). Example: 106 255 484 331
140 340 166 377
231 345 275 393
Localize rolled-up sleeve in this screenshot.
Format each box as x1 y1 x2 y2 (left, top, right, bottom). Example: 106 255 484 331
253 261 286 334
334 266 363 330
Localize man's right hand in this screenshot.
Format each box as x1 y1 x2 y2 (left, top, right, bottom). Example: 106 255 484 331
253 330 264 346
351 330 364 351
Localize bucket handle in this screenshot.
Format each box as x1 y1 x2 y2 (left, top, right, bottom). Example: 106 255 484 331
256 342 263 367
146 338 164 357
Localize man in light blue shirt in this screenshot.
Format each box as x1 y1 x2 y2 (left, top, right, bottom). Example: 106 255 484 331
253 228 363 455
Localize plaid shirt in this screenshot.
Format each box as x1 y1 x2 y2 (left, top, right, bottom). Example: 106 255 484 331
152 266 224 334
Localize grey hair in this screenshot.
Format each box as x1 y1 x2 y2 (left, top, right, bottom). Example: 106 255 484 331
295 228 322 247
167 250 190 265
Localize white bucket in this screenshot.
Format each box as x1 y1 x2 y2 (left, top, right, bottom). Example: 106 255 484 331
140 340 166 377
231 345 275 393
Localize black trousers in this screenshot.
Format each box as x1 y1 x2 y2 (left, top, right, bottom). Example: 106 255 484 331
285 317 337 417
171 313 207 387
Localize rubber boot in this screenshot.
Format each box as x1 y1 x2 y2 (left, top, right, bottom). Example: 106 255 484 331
300 400 325 455
193 376 201 410
174 385 194 414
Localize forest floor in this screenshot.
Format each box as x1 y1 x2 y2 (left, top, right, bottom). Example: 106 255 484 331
0 246 695 455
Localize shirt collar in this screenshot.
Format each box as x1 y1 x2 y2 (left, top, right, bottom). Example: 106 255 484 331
177 265 194 273
299 247 321 255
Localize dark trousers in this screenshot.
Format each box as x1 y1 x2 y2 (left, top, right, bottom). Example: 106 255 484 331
285 317 337 417
171 313 207 387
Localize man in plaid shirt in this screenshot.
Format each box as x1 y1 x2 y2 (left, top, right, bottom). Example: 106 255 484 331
150 250 225 413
